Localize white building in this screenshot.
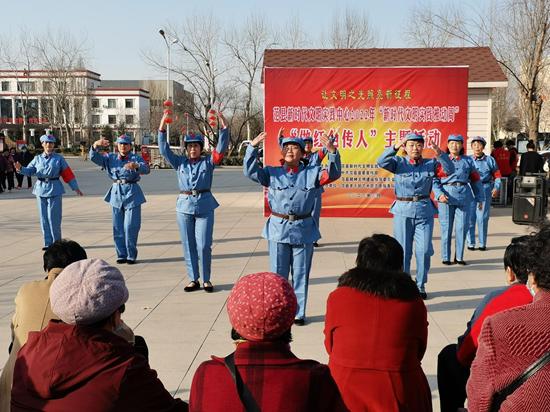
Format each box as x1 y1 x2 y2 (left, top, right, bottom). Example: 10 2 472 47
0 69 151 146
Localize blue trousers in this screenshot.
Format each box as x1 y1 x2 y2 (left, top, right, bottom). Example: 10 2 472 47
467 186 492 248
177 210 214 282
268 241 314 320
112 205 141 261
393 215 434 291
37 195 62 247
439 202 469 262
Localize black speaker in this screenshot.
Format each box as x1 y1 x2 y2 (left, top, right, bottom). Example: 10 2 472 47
512 195 546 225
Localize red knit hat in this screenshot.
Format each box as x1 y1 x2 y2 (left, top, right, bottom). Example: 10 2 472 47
227 272 297 341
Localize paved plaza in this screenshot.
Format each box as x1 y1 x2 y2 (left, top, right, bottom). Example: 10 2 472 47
0 157 534 408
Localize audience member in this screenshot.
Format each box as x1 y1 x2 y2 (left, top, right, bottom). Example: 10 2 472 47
189 272 347 411
10 258 187 411
324 234 432 411
467 224 550 411
15 146 34 189
437 236 533 412
519 140 545 176
2 149 15 191
0 149 6 193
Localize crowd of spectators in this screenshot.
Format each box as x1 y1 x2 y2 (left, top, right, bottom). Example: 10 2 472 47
2 225 549 411
0 146 34 194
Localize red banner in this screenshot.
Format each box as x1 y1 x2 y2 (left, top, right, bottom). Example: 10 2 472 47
264 66 469 217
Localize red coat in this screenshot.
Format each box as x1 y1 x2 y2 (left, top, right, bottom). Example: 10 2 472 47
11 320 187 412
491 148 512 176
324 268 432 412
189 341 348 412
467 289 550 411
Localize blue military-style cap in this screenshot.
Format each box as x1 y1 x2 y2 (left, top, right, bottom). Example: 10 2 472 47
470 136 487 146
448 134 464 143
404 132 424 142
40 134 56 143
183 133 205 146
279 137 305 151
302 136 313 143
116 134 133 145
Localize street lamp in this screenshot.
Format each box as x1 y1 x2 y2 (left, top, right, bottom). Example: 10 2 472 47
159 28 178 137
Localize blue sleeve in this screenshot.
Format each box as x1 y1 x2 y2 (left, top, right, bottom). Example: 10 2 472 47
470 160 485 202
89 147 108 169
319 150 341 185
490 157 502 191
437 153 455 175
243 145 270 187
376 146 399 173
158 131 183 169
135 155 150 175
215 127 230 155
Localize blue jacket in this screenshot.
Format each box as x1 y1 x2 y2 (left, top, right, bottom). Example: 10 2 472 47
303 149 327 194
158 128 229 215
89 149 150 209
377 147 455 219
470 154 502 192
433 155 485 205
19 153 79 197
244 145 341 244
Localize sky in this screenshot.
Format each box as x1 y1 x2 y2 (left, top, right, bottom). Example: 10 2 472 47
0 0 487 81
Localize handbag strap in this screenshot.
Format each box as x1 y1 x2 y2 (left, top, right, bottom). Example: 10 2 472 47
224 353 261 412
491 350 550 412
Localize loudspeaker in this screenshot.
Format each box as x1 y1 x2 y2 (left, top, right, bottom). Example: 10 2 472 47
512 195 547 225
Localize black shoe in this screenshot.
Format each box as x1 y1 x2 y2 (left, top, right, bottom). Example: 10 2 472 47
126 259 136 265
454 259 467 265
442 260 453 265
42 246 49 251
203 281 214 293
420 291 428 300
293 318 305 326
116 258 127 264
478 246 487 251
467 246 476 251
184 281 201 292
313 242 320 248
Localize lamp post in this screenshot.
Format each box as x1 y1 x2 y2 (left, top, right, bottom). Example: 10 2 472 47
159 29 178 138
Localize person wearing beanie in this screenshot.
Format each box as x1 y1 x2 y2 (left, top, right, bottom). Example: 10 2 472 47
158 112 230 293
433 134 484 266
14 134 83 250
244 129 341 324
467 136 502 251
90 133 150 264
301 136 327 247
377 132 453 299
10 258 187 412
189 272 347 411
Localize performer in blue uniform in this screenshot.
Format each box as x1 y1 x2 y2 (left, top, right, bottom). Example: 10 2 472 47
14 134 83 250
377 132 454 299
302 136 327 248
158 113 229 293
90 134 150 264
467 136 501 251
433 134 484 266
244 131 341 324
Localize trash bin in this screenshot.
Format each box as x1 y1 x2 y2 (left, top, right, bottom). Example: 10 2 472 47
512 174 548 225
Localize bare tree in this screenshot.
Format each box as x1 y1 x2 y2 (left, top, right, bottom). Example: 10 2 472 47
279 14 311 49
225 14 276 153
410 0 550 143
324 7 379 49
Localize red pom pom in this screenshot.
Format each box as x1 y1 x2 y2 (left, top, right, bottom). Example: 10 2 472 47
163 100 173 107
165 117 173 124
164 109 173 115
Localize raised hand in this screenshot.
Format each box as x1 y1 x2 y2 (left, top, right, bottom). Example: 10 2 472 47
159 112 170 131
218 112 228 129
320 131 336 153
428 135 443 156
93 138 110 149
251 132 267 147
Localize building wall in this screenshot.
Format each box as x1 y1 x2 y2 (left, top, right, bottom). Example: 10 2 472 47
467 88 492 151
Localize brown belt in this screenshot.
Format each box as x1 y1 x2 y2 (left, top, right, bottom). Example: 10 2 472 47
444 182 467 186
180 189 210 196
396 195 429 202
271 211 311 222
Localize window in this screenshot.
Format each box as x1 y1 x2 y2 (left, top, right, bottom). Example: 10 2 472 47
125 115 134 125
1 81 10 91
42 81 51 92
92 115 100 125
17 81 36 92
125 99 134 109
91 98 99 109
108 115 116 125
107 99 116 109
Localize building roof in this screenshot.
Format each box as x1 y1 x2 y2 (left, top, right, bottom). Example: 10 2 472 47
262 47 507 86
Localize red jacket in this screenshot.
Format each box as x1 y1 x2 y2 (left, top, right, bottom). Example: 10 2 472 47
456 283 533 367
324 268 432 412
491 147 512 176
467 289 550 411
11 321 187 412
189 341 348 412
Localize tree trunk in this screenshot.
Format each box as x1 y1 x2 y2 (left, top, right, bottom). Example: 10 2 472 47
526 99 542 143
